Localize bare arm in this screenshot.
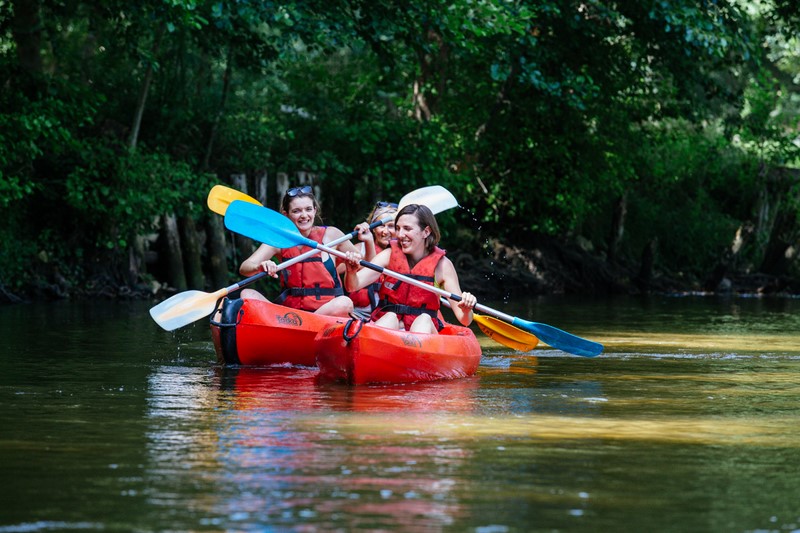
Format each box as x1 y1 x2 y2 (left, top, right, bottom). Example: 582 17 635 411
239 243 280 277
325 226 364 275
344 248 389 292
354 222 376 261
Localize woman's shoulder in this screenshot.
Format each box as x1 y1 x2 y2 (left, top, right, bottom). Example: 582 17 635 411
320 225 349 243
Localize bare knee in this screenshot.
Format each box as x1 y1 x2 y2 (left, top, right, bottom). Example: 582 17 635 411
241 289 268 301
409 314 437 334
316 296 353 317
375 312 401 330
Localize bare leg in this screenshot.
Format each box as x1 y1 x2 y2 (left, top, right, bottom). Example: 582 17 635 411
314 295 354 317
374 312 401 330
241 288 268 301
409 313 437 334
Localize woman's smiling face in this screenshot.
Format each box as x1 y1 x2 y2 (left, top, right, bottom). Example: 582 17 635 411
395 213 428 255
373 220 395 248
285 196 316 232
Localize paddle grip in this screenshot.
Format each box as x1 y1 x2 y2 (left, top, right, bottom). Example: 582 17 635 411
227 270 271 292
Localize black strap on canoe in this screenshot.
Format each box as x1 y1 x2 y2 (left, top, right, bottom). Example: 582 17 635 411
209 297 244 328
343 315 367 343
210 298 245 365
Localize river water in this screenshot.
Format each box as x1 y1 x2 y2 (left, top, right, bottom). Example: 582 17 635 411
0 295 799 532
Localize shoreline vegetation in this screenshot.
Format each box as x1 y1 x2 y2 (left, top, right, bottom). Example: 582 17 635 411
3 233 796 306
3 3 800 306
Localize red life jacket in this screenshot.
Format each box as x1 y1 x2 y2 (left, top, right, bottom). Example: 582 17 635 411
276 226 344 311
348 243 386 310
372 240 446 330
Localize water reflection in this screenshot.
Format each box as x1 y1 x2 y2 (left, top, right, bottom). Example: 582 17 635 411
143 366 485 530
6 298 800 531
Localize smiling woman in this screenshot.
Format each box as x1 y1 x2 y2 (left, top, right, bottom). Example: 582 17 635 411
236 186 374 318
344 203 478 334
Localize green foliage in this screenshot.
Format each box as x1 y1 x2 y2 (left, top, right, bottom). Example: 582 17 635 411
0 83 95 208
621 120 762 275
2 0 800 295
65 142 208 249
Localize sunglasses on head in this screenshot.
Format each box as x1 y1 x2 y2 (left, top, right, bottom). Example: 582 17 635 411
287 185 313 197
375 201 398 208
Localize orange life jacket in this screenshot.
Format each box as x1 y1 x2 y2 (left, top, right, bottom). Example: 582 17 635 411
276 226 344 311
372 240 446 330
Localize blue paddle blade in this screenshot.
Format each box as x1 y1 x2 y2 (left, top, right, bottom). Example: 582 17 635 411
512 317 603 357
224 200 316 248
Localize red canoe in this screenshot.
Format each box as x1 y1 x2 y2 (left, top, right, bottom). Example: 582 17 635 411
211 298 345 366
315 319 482 385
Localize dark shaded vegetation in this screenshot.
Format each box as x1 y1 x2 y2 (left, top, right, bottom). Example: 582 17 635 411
3 0 800 305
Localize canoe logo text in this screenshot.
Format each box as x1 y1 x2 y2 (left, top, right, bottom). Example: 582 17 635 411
401 334 422 348
276 312 303 327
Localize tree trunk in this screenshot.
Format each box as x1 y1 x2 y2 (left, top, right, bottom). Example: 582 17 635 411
202 45 233 171
607 193 627 264
179 214 205 289
11 0 43 96
129 25 166 150
230 173 254 264
128 235 149 286
205 214 228 289
254 170 268 207
412 27 448 121
276 172 289 198
161 214 187 291
759 210 797 276
635 238 657 293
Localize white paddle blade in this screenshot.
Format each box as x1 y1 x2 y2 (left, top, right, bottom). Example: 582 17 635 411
398 185 458 214
149 289 223 331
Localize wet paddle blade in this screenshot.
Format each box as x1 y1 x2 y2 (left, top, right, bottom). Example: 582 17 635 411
397 185 458 214
207 185 262 216
511 317 603 357
474 315 539 352
149 289 225 331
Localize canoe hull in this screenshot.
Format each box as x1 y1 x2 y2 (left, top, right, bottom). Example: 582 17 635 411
211 298 344 366
315 320 482 384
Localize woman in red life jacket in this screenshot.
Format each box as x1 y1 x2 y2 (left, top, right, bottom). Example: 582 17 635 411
349 201 398 313
239 185 374 318
343 203 477 334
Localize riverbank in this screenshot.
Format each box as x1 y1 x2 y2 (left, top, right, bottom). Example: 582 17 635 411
452 235 800 300
3 235 799 305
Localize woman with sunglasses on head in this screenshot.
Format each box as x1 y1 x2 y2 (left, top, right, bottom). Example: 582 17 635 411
349 201 398 313
239 185 375 318
344 203 477 334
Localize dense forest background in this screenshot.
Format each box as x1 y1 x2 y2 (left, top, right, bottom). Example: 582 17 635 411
3 0 800 303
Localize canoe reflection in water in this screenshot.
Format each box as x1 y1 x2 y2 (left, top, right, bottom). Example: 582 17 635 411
209 366 480 529
219 365 480 413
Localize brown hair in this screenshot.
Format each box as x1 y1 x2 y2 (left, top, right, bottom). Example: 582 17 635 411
281 186 322 224
395 203 440 253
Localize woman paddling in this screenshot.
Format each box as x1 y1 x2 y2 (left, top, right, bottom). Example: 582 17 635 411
239 185 374 318
348 201 398 313
344 203 477 333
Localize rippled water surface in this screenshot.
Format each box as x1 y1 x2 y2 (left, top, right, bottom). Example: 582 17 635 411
1 295 799 532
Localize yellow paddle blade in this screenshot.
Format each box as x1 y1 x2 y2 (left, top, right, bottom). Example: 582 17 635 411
475 314 539 352
207 184 262 216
